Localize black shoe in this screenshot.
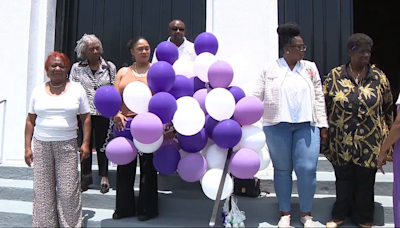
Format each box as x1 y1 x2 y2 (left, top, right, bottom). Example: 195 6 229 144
100 183 110 194
138 214 158 221
112 211 135 220
81 174 93 192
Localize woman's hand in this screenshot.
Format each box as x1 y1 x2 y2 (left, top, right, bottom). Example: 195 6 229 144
80 143 90 161
320 128 329 145
114 113 128 131
24 148 33 167
377 150 387 174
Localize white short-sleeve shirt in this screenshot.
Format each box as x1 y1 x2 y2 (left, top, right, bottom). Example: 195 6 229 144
28 81 91 141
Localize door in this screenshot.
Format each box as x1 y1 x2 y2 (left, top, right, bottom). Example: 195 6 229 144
278 0 353 76
55 0 206 69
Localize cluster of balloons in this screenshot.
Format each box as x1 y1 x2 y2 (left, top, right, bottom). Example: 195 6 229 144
93 32 271 201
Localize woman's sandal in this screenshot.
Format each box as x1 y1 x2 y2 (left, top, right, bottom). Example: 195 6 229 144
100 177 110 194
100 183 110 194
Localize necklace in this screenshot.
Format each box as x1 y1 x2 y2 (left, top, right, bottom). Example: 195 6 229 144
49 81 65 88
349 63 366 84
132 63 150 77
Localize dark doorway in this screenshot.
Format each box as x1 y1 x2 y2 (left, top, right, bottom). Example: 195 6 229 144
54 0 206 69
354 0 400 104
278 0 353 77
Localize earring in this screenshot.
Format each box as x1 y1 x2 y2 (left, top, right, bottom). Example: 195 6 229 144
286 51 289 54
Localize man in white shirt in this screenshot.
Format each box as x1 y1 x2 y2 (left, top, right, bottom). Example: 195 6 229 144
152 20 197 63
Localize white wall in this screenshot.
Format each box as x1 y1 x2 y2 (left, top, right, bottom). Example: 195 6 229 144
206 0 279 95
0 0 277 165
0 0 56 164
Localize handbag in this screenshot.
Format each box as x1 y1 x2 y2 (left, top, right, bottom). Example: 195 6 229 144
233 177 261 197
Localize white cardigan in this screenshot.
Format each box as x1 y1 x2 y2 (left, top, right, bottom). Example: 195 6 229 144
253 59 328 128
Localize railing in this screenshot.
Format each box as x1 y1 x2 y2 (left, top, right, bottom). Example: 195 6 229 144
0 99 6 164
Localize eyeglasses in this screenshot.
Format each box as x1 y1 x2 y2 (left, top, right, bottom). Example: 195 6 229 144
287 44 307 51
169 27 185 32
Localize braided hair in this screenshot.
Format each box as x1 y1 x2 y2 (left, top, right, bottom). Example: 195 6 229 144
277 22 301 50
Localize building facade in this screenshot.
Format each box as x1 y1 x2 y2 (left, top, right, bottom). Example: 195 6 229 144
0 0 279 165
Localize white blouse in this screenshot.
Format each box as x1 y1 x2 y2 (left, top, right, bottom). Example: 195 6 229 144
277 58 313 125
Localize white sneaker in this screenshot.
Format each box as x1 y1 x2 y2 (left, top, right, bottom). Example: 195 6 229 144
278 215 291 227
301 215 316 228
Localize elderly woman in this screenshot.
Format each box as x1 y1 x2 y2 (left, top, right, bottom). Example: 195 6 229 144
69 34 116 193
112 37 158 221
323 33 393 228
253 22 328 228
24 52 91 227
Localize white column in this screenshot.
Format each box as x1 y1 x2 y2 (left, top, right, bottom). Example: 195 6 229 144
206 0 279 94
0 0 57 164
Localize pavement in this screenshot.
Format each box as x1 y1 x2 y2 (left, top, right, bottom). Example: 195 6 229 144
0 154 395 227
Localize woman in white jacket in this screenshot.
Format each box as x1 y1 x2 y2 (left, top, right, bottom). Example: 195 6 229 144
253 22 329 228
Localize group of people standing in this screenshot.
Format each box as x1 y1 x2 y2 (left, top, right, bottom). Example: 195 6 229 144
24 19 397 228
254 22 396 228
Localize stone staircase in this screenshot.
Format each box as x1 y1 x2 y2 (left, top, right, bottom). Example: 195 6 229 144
0 154 394 227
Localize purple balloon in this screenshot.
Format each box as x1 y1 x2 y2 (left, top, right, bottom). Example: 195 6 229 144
230 148 260 179
212 119 242 149
147 61 176 94
113 117 133 140
205 115 219 138
394 140 400 226
229 86 246 103
194 32 219 55
208 61 234 88
105 137 137 165
190 76 206 93
233 96 264 126
193 89 208 115
93 86 122 118
168 75 194 99
148 92 177 124
153 145 181 175
130 112 163 144
178 153 207 182
155 41 179 65
178 128 208 153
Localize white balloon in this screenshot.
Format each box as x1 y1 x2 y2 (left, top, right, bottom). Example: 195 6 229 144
122 81 152 114
200 139 214 157
205 88 235 121
257 144 271 171
201 168 233 200
237 125 266 152
176 96 201 111
173 58 195 78
252 119 264 129
193 52 218 82
172 108 205 136
205 144 228 170
133 134 163 153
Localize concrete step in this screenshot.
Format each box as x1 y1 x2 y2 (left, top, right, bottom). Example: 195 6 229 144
0 185 395 227
0 160 394 196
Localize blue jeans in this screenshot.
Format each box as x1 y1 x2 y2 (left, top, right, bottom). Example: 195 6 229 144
263 122 320 213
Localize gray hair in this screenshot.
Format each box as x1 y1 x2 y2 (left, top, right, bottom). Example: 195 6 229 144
74 34 103 59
